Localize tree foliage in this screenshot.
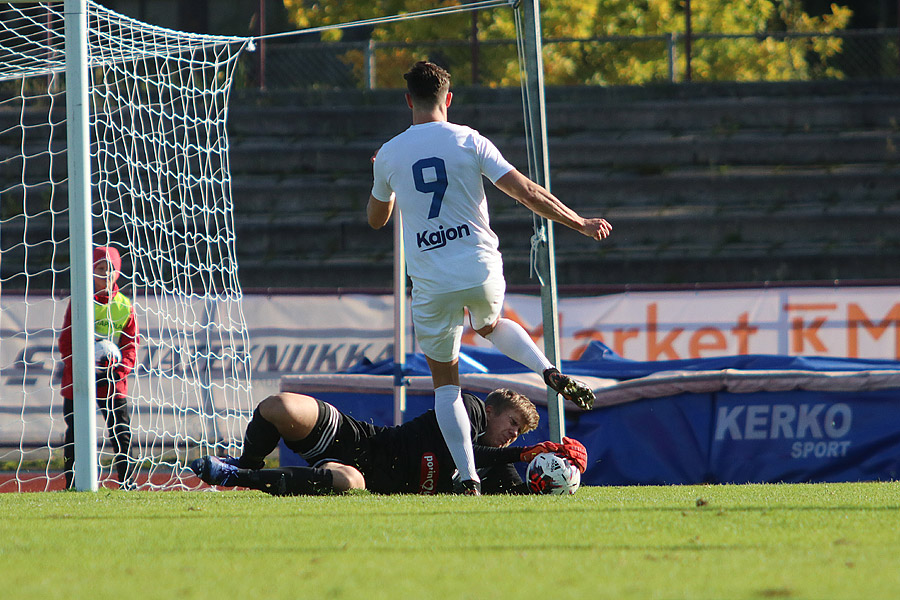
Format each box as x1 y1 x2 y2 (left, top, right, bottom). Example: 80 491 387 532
283 1 853 86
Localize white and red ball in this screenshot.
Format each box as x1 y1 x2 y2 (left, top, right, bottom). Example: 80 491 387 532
526 452 581 495
94 339 122 369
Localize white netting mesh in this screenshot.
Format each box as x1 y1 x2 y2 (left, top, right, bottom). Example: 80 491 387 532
0 2 253 490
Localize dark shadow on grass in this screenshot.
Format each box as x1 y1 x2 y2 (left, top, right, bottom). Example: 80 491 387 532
289 504 900 518
176 542 759 555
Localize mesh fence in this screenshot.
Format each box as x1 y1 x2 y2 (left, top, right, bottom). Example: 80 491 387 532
238 29 900 90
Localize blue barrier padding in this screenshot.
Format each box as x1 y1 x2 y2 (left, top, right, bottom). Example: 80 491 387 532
281 344 900 485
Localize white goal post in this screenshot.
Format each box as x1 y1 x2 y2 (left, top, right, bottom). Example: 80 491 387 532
0 1 254 490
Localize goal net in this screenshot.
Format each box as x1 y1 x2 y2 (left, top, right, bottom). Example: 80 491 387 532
0 1 253 490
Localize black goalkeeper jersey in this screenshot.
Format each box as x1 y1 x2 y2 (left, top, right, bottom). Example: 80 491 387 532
359 393 526 494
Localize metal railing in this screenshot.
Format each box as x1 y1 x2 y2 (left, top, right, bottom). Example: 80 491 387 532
236 29 900 90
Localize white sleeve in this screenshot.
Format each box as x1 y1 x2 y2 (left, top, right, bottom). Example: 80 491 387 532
370 148 393 202
476 134 515 183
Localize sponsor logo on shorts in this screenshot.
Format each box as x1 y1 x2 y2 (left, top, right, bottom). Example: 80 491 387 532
419 452 439 494
714 403 853 458
416 224 471 251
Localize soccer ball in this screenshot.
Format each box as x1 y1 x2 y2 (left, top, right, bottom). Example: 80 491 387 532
526 452 581 495
94 339 122 369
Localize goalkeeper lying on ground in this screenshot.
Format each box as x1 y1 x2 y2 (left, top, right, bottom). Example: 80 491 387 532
190 388 587 495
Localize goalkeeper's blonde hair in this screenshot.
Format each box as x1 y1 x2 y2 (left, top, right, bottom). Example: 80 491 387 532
484 388 539 434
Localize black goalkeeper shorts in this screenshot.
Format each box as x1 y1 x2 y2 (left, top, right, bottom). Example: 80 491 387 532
284 398 385 470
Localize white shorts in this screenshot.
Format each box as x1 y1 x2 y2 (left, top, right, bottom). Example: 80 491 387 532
410 279 505 363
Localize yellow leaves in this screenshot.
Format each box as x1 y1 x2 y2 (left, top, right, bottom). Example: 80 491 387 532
784 1 851 33
280 1 854 85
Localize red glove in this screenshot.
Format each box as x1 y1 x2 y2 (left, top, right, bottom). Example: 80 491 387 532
558 436 588 473
519 441 563 464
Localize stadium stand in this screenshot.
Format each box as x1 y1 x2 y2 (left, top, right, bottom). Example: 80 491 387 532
3 80 899 289
225 79 900 289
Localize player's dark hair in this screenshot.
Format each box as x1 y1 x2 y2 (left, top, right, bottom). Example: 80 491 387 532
485 388 539 434
404 61 451 107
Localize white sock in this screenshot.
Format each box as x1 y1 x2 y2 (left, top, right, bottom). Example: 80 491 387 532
483 318 553 375
433 384 479 483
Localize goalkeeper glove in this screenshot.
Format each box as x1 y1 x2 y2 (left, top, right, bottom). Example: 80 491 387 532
558 436 588 473
519 441 563 464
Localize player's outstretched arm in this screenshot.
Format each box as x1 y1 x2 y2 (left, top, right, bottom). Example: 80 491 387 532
367 193 394 229
494 169 611 241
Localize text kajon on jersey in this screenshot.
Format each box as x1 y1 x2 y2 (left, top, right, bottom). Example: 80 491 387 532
416 223 471 251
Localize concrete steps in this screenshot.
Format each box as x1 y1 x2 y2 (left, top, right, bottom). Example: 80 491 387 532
229 164 900 219
4 81 900 289
227 130 900 178
223 82 900 287
226 95 900 140
234 242 900 289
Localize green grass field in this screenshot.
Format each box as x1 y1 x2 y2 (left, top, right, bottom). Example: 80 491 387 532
3 482 900 600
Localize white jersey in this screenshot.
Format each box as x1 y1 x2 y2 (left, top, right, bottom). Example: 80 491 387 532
371 121 514 294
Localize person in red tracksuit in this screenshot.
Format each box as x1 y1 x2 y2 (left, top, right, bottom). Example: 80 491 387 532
59 246 140 489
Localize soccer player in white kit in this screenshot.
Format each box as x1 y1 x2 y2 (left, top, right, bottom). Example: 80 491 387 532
367 61 612 494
